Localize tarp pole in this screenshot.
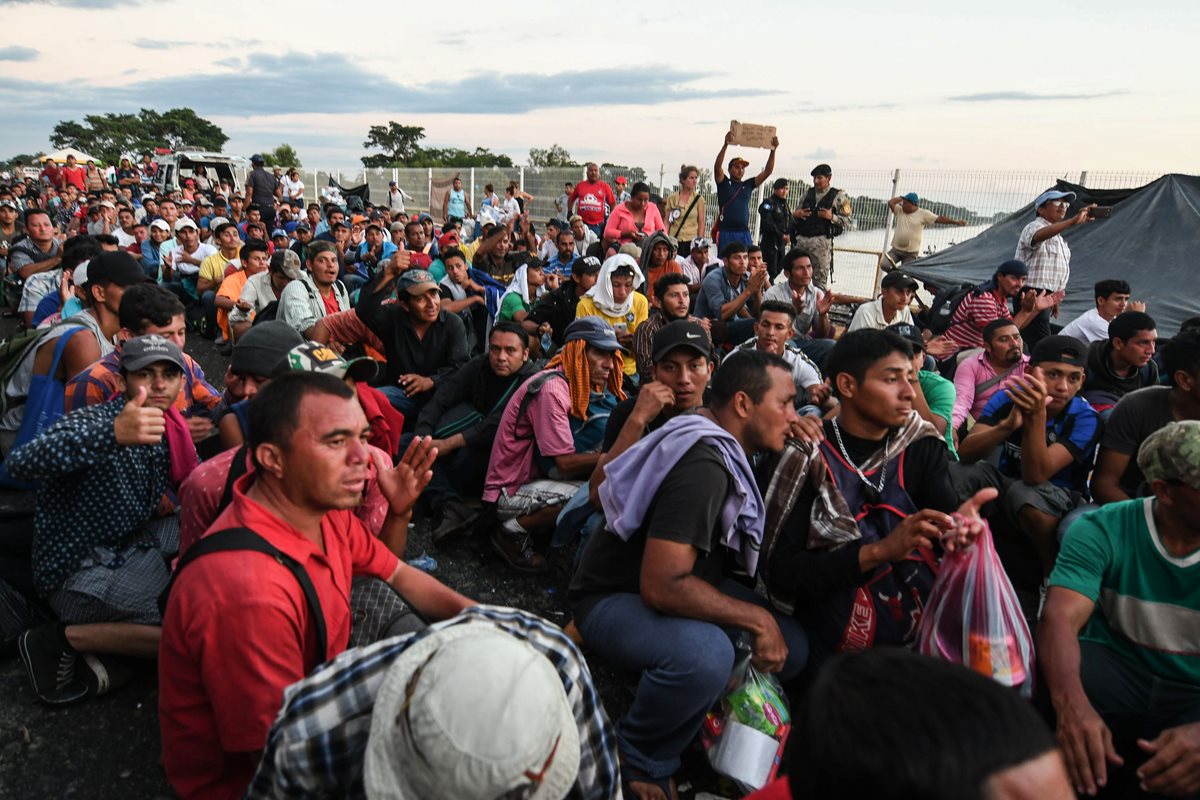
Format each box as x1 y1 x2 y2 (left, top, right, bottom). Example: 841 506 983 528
882 168 900 255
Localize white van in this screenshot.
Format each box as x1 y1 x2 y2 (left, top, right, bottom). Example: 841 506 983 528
151 151 248 195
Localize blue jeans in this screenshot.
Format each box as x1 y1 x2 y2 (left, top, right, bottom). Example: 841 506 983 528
722 316 756 346
578 579 809 780
377 385 430 431
716 228 752 248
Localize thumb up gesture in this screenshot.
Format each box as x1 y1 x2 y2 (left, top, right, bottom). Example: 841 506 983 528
114 386 166 446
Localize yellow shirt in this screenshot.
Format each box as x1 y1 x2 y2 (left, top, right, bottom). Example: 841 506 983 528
575 294 648 377
198 251 235 285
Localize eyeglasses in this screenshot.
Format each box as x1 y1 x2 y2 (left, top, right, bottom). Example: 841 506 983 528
1045 199 1069 207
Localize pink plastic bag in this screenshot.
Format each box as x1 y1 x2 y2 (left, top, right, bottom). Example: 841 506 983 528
916 520 1035 697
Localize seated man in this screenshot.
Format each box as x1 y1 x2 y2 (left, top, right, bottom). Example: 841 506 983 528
214 239 270 349
575 253 648 383
484 318 625 573
951 318 1029 434
1040 421 1200 799
1080 310 1159 412
887 323 958 458
214 321 307 450
544 226 579 278
631 272 711 382
568 350 810 799
1060 278 1143 344
356 262 470 423
846 269 917 331
762 330 991 666
763 247 837 368
65 283 221 443
437 245 498 355
245 606 617 800
158 372 474 800
1092 331 1200 505
413 321 538 543
12 336 196 705
955 335 1100 578
227 249 300 338
345 221 395 292
674 236 717 297
734 300 829 413
569 214 599 257
525 254 602 347
277 240 352 339
693 241 764 346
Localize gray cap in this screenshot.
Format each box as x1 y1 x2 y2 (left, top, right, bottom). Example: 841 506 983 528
230 321 305 377
120 334 186 373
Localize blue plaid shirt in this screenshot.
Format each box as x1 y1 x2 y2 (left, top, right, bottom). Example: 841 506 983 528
244 605 621 800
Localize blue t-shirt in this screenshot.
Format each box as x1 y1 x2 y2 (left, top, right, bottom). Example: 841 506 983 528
694 266 748 321
716 177 756 232
977 393 1100 493
354 240 398 277
447 189 466 219
546 253 577 280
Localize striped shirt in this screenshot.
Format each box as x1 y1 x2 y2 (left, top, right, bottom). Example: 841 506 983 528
1016 217 1071 291
65 350 221 416
245 605 621 800
942 288 1012 353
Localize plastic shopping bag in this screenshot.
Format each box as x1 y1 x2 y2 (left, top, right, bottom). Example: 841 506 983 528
916 519 1035 697
701 656 791 792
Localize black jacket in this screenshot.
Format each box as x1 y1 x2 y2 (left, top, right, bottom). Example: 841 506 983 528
356 273 470 387
413 355 537 446
758 195 791 241
528 279 586 345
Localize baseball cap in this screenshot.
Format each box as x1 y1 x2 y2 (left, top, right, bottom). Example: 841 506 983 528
99 200 116 210
728 156 750 168
1138 420 1200 491
0 200 18 210
389 221 406 233
250 153 265 164
209 217 231 232
1029 335 1087 368
691 237 712 251
294 221 311 233
437 231 459 250
652 320 712 362
881 270 919 291
85 251 147 289
351 214 368 226
70 260 89 286
179 197 194 206
120 334 186 373
902 192 920 205
388 179 397 186
174 217 198 232
395 269 438 296
772 178 789 190
573 255 602 275
615 175 627 185
363 623 579 800
282 342 378 383
885 323 925 352
366 222 384 233
996 259 1029 278
230 321 305 377
564 317 625 353
270 228 288 239
270 249 302 280
149 219 170 233
1034 189 1077 209
811 164 833 177
197 196 212 206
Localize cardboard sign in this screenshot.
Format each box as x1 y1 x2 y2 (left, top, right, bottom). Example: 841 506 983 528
729 120 777 149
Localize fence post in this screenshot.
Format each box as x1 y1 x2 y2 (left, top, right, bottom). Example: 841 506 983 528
519 166 525 193
751 182 764 242
1079 170 1089 186
427 168 432 214
470 167 476 217
881 168 900 256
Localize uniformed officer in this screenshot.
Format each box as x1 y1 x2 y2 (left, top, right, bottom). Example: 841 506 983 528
758 177 792 280
791 163 851 289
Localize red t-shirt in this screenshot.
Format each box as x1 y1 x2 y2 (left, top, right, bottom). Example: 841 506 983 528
321 286 341 317
568 180 617 226
943 288 1013 353
158 474 399 799
61 166 86 191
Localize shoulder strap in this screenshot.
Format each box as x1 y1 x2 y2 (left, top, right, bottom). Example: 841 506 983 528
516 371 567 427
672 193 701 237
974 361 1021 395
159 527 329 665
219 444 250 511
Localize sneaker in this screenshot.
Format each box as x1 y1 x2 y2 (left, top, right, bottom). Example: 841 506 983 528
490 528 547 573
17 623 89 706
432 499 479 545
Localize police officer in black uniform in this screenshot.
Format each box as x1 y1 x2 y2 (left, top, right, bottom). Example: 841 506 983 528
758 177 792 281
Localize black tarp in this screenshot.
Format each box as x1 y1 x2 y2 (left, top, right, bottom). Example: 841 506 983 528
905 174 1200 334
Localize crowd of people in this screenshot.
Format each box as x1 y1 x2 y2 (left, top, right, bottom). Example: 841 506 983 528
1 142 1198 800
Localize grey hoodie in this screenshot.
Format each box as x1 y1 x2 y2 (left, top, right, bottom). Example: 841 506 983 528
638 230 678 277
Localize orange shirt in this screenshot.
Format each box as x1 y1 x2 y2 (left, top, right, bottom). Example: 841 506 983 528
644 260 682 302
215 269 249 339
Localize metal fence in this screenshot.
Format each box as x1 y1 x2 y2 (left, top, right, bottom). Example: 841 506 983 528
259 165 1166 299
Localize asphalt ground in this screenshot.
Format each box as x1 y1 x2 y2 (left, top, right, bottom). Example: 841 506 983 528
0 326 741 799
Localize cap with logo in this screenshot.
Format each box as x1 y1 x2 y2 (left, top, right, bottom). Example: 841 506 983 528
564 317 626 353
270 249 302 280
652 319 712 362
271 228 288 239
573 255 603 276
691 237 712 251
1034 189 1077 209
885 323 925 352
119 334 186 373
395 269 438 296
1138 420 1200 491
881 270 919 291
282 342 378 383
1029 335 1087 368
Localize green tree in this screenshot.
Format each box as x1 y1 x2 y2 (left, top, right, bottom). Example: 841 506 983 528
408 147 514 168
50 108 228 165
527 144 577 169
361 122 426 167
262 144 301 168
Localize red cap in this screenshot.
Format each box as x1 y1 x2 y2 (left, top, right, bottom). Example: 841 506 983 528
615 176 627 184
438 231 460 250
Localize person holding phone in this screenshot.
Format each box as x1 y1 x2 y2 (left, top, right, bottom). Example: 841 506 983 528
1015 189 1097 349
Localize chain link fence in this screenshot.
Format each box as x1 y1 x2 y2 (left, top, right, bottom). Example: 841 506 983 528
252 165 1167 298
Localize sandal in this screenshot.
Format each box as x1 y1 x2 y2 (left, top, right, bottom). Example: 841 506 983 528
619 756 677 800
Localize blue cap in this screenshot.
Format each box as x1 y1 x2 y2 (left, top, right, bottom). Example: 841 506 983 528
902 192 919 205
564 317 626 353
996 259 1029 277
1034 189 1077 209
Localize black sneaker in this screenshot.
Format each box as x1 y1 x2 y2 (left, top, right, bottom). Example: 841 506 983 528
432 499 479 545
17 623 89 706
490 528 548 573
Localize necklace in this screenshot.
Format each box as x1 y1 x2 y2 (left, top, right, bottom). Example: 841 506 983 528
831 417 890 496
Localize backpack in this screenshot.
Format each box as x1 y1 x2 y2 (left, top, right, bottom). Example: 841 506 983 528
0 320 85 419
926 282 979 335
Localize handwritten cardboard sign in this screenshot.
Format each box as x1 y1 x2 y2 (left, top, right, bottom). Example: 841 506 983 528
729 120 777 149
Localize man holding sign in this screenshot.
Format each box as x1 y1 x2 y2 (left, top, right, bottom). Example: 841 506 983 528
713 124 779 248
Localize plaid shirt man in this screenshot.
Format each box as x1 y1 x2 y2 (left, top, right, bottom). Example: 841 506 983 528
1016 216 1071 292
245 605 621 800
64 349 220 416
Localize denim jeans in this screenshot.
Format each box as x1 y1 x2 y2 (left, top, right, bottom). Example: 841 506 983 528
578 579 809 779
376 385 429 431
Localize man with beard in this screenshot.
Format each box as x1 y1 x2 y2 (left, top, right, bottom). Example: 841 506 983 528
951 318 1029 433
631 273 711 381
735 300 829 412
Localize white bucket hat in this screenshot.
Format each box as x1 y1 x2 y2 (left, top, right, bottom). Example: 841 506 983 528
364 622 580 800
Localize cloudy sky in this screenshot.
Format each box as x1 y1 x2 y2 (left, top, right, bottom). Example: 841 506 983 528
0 0 1196 176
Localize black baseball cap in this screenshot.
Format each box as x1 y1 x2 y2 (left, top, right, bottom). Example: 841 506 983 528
1030 335 1087 368
881 270 919 291
573 255 602 276
652 320 712 362
885 323 925 352
85 251 148 290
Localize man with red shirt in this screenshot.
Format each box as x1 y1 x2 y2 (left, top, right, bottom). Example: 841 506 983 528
158 372 474 800
567 162 617 238
60 154 86 193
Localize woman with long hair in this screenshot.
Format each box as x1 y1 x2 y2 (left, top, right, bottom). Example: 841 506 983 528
602 181 665 254
664 164 706 257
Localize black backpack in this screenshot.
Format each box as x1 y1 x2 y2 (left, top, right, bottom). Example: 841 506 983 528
926 282 980 335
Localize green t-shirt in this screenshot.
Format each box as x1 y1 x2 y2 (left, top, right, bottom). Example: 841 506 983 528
918 370 957 459
1051 498 1200 685
498 292 530 321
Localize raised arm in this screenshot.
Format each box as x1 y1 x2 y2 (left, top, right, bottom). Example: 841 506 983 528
754 136 779 187
714 131 732 184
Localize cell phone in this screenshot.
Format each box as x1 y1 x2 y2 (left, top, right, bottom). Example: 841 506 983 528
1088 206 1112 219
613 322 627 335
